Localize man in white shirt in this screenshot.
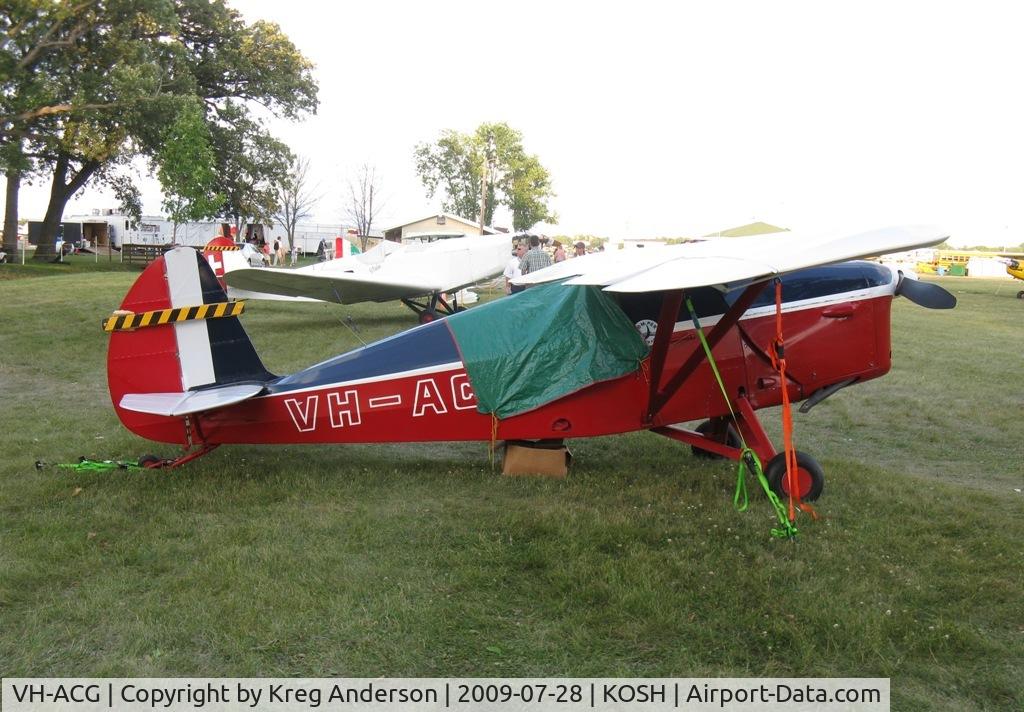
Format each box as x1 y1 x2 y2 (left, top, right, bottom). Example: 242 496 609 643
503 242 527 294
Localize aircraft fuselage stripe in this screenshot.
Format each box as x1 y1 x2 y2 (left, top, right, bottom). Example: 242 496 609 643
264 362 464 398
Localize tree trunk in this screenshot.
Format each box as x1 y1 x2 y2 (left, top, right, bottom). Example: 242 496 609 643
33 155 101 261
363 185 373 251
3 168 20 255
35 188 68 261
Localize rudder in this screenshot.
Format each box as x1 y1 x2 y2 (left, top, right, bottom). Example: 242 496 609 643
106 247 274 444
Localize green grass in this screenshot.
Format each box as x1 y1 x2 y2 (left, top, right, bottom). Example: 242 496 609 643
0 252 146 280
0 271 1021 710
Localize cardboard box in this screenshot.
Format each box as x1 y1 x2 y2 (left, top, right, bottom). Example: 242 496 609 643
502 440 572 478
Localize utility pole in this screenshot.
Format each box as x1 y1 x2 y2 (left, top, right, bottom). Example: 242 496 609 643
478 133 495 233
478 163 487 232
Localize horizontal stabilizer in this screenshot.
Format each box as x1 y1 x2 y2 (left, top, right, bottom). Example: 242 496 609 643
120 383 265 417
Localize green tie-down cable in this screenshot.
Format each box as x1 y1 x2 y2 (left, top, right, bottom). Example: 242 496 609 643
52 457 146 472
685 296 798 539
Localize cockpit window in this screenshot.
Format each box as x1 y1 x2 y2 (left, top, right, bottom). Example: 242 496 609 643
724 260 893 308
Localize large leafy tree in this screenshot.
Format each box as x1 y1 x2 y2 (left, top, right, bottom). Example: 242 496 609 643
1 0 317 260
1 0 131 254
2 0 186 257
207 103 292 237
156 100 221 240
414 122 556 232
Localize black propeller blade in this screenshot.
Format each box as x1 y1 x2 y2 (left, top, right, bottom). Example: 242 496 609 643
896 272 957 309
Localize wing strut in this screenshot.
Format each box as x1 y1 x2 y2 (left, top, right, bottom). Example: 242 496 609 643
644 281 767 423
644 289 685 418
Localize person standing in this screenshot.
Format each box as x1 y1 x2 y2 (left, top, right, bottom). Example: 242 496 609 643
276 239 286 266
504 242 527 294
519 234 552 281
552 240 566 263
573 241 587 258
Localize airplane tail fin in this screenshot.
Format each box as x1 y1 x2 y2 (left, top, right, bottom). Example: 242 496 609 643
105 247 274 445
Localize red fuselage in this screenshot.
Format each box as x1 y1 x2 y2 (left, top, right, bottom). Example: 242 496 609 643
110 261 897 448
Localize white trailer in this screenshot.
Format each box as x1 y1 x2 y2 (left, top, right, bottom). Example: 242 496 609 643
63 209 376 254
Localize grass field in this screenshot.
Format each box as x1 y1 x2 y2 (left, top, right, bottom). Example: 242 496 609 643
0 265 1021 711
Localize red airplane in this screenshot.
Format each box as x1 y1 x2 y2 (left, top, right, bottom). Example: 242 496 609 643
103 226 954 510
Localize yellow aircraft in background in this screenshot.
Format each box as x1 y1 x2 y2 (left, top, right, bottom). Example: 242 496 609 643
1004 258 1024 298
916 251 1024 296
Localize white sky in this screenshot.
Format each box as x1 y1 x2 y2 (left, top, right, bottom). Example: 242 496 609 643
12 0 1024 246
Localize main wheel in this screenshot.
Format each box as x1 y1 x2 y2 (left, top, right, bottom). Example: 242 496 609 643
691 419 741 459
418 309 438 324
1016 290 1024 299
764 451 824 501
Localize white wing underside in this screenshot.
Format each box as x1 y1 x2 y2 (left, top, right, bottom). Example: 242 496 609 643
513 226 948 292
224 233 511 304
224 268 444 304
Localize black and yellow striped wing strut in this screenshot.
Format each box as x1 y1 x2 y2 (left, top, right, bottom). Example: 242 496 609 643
103 301 246 332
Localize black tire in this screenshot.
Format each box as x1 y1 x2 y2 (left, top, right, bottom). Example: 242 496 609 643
418 310 438 324
691 419 741 459
764 450 824 502
137 454 162 468
1016 290 1024 299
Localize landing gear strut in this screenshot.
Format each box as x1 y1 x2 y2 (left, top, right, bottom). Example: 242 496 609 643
690 418 740 460
402 292 467 324
653 396 827 501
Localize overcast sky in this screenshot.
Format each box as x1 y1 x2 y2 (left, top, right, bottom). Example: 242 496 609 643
12 0 1024 245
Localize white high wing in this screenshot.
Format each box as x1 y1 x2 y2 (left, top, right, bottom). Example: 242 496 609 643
224 234 512 310
512 225 949 292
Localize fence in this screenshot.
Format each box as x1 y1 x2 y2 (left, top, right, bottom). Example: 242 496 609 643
121 243 174 265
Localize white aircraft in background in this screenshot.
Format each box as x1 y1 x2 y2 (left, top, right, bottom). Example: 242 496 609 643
206 233 512 322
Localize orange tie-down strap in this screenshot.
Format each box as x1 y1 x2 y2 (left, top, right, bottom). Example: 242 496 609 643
770 280 818 522
203 243 241 251
102 301 245 332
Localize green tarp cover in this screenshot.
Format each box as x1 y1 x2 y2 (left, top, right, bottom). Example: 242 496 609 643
446 282 649 419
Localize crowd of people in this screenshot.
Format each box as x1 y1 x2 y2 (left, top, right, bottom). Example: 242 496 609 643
248 236 297 266
503 235 598 294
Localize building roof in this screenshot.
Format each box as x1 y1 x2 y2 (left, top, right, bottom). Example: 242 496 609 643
383 212 498 234
703 221 790 238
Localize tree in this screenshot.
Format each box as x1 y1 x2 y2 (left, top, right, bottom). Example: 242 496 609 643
345 163 383 251
2 0 186 259
273 155 319 253
1 0 318 260
155 101 221 241
553 234 608 251
414 122 556 232
208 104 292 239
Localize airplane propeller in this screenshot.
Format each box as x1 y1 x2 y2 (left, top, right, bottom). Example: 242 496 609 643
896 271 957 309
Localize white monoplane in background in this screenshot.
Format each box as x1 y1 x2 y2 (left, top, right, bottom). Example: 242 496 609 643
205 233 512 322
